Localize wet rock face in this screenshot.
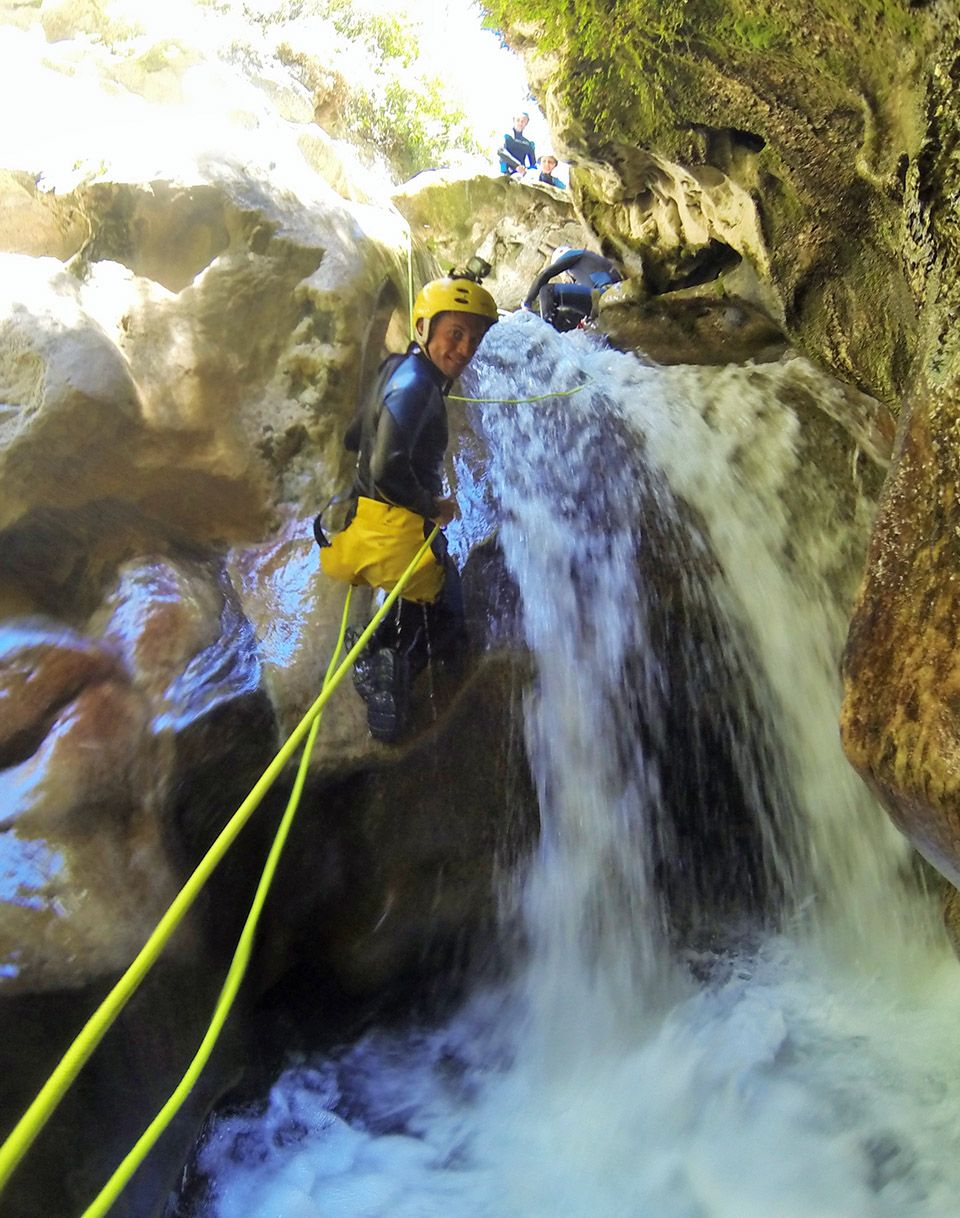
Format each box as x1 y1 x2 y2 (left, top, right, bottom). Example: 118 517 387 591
0 150 542 1214
598 281 787 366
0 622 165 992
489 0 959 406
841 379 960 890
0 13 562 1213
0 552 280 998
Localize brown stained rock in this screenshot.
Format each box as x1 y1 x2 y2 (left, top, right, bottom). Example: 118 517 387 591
90 557 225 703
841 379 960 889
0 623 121 759
0 553 279 997
1 681 146 832
0 676 186 993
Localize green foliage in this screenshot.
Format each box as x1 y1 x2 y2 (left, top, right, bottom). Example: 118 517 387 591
481 0 924 145
351 76 481 181
321 0 413 66
251 0 484 179
482 0 708 140
726 13 779 51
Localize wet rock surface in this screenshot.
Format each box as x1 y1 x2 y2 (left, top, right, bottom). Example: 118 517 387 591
841 378 960 892
598 280 788 366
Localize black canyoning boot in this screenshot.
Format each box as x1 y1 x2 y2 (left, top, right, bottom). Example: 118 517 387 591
345 627 379 701
363 647 410 743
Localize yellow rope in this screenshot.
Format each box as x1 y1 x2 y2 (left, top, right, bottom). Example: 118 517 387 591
449 383 586 405
79 590 355 1218
0 526 439 1202
407 228 415 343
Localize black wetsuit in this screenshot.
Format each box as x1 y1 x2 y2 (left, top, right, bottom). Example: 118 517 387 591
348 344 448 519
345 344 464 669
499 128 536 173
523 249 623 332
538 171 565 188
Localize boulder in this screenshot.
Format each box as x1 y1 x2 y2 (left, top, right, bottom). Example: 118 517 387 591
841 378 960 891
0 622 178 994
0 254 144 533
392 168 596 312
598 279 787 366
0 11 546 1216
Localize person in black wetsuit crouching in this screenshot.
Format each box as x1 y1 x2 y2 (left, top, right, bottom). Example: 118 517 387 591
523 246 622 332
318 271 498 742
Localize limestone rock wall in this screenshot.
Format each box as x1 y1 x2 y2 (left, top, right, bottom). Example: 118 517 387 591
0 12 551 1212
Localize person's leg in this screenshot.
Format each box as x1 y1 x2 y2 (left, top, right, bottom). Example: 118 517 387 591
349 536 465 742
362 646 410 743
422 552 467 666
351 597 420 743
549 283 592 331
538 283 557 323
398 535 467 675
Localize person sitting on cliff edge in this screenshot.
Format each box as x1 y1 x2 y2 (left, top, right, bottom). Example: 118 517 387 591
538 154 566 189
316 268 499 743
498 111 537 175
522 246 622 332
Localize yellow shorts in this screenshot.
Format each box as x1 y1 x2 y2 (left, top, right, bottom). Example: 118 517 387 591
319 496 444 604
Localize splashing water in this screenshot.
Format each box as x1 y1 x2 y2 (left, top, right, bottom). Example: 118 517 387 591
190 315 960 1218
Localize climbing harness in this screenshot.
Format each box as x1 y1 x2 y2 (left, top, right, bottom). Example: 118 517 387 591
0 526 439 1213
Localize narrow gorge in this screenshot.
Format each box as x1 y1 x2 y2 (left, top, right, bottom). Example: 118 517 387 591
2 3 960 1216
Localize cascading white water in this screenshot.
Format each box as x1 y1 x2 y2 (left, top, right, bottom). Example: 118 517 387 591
189 314 960 1218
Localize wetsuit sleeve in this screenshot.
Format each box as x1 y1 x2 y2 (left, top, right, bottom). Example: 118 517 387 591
523 251 582 308
368 384 437 519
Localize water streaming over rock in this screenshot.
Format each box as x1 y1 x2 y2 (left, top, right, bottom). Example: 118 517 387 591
188 315 960 1218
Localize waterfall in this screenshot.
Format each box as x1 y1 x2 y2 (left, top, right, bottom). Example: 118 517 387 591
187 315 960 1218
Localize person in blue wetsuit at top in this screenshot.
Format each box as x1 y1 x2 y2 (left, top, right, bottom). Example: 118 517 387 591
318 267 498 743
498 112 537 175
522 245 623 333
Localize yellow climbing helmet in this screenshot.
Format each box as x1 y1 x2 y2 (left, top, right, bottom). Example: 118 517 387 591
413 277 498 347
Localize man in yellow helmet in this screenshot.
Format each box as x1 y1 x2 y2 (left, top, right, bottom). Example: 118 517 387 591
319 272 498 742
